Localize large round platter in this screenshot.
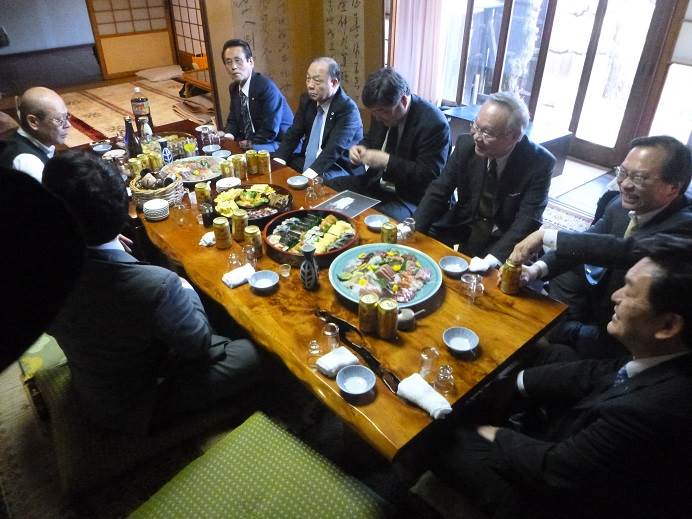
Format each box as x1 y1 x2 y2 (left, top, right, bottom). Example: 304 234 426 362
160 155 222 184
328 243 443 308
263 209 359 267
215 183 293 228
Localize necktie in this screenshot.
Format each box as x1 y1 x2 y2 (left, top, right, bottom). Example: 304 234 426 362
465 159 498 256
240 91 253 140
304 106 324 171
478 159 498 219
623 214 639 238
611 365 629 387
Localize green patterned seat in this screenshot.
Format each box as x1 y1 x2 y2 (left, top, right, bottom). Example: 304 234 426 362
132 411 387 518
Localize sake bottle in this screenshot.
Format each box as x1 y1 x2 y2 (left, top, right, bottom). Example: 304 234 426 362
124 116 142 158
299 243 319 291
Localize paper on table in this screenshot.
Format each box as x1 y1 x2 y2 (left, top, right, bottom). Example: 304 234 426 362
397 373 452 419
199 231 215 247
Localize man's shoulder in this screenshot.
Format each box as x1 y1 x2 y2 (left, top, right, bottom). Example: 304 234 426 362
251 72 280 92
517 135 555 165
332 87 358 113
410 95 447 124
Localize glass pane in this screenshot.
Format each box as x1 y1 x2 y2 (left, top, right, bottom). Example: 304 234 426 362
500 0 549 105
576 0 656 147
649 64 692 143
439 0 467 102
533 0 599 133
461 0 505 106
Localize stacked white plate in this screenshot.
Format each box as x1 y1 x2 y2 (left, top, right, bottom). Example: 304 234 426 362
216 176 242 192
143 198 170 221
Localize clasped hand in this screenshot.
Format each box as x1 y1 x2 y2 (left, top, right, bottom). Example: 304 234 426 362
349 145 390 169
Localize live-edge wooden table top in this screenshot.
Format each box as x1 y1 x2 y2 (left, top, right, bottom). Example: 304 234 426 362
137 120 566 461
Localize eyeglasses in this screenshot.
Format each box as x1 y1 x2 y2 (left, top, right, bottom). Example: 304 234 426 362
614 165 660 188
470 120 505 141
47 113 71 127
305 75 326 86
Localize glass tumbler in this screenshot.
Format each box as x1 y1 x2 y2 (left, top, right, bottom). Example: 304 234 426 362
419 346 439 380
304 186 318 208
461 273 484 303
307 339 322 370
228 252 243 271
401 217 415 241
241 244 257 268
434 364 455 396
279 263 291 278
321 322 340 351
311 177 324 197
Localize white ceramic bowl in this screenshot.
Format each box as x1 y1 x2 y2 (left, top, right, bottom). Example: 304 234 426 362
202 144 221 155
443 327 480 358
336 365 376 395
215 176 242 192
439 256 469 278
287 175 309 189
143 199 169 212
212 149 232 159
249 270 279 294
364 214 389 232
91 142 112 155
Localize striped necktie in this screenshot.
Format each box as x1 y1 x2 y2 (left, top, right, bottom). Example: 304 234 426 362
611 365 629 387
624 214 639 238
240 91 253 140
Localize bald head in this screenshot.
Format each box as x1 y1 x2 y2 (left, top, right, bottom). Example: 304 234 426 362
19 87 71 146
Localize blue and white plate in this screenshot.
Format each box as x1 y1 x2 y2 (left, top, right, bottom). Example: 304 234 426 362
328 243 443 308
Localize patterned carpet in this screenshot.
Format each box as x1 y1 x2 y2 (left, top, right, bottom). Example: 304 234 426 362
543 198 593 232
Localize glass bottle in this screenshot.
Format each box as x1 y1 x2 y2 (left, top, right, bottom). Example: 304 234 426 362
124 116 142 158
299 243 319 291
131 86 154 133
138 116 153 143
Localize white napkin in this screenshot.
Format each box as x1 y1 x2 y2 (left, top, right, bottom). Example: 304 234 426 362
397 373 452 419
199 231 216 247
315 346 359 378
469 254 501 273
221 264 255 288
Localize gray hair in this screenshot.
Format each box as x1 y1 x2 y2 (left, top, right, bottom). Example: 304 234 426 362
487 91 529 135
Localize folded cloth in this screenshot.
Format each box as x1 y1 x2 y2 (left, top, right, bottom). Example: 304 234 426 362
397 373 452 419
222 264 255 288
199 231 215 247
315 346 359 378
468 254 501 273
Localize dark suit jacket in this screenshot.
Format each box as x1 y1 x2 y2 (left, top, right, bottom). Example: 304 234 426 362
275 86 363 176
0 130 49 169
360 95 450 204
48 248 215 435
490 355 692 518
414 134 554 261
224 72 293 146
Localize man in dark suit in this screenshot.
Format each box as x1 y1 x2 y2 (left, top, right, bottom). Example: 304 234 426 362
43 151 261 435
221 39 293 152
0 86 71 181
510 136 692 358
414 92 554 263
433 236 692 519
274 57 363 181
329 67 450 221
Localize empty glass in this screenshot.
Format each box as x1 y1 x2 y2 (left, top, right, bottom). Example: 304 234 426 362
434 364 455 396
419 346 439 380
171 201 187 226
400 217 416 241
311 177 324 197
322 322 340 351
241 244 257 268
304 186 318 208
307 339 322 370
461 273 484 303
279 263 291 278
228 252 243 271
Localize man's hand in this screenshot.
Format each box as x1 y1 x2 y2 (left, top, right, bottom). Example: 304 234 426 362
361 149 390 169
476 425 500 442
118 234 133 254
496 263 544 288
349 144 367 165
509 229 545 264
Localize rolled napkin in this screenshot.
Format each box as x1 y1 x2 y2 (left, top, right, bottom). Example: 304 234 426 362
199 231 216 247
315 346 359 378
397 373 452 419
222 264 255 288
469 254 501 273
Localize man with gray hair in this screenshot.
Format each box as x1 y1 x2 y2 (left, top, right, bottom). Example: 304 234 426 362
0 86 71 181
414 91 554 263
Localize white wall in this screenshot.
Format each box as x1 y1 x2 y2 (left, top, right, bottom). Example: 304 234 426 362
0 0 94 55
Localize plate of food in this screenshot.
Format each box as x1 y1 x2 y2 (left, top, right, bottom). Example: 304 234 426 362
214 183 292 227
263 209 359 267
160 155 222 184
328 243 443 308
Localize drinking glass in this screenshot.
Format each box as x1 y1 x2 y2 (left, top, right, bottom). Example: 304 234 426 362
242 244 257 268
311 177 324 197
183 137 197 157
401 217 416 242
460 273 484 303
304 186 318 208
200 126 211 148
208 130 220 146
321 322 340 351
419 346 439 380
307 339 322 370
171 201 187 226
434 364 455 396
279 263 291 278
228 252 243 271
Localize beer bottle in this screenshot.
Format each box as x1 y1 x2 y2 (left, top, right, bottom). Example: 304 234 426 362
124 116 142 158
130 86 154 133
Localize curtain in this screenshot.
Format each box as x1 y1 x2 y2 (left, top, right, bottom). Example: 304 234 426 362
391 0 445 105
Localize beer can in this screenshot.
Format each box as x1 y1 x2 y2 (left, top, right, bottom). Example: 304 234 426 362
194 182 211 206
213 217 232 249
127 158 142 177
381 222 397 244
243 225 263 257
136 153 151 170
358 293 380 334
231 208 248 241
377 298 399 339
231 155 247 180
245 149 259 175
220 160 232 178
257 150 271 176
500 259 521 294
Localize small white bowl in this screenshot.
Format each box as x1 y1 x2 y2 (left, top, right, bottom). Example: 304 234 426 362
143 199 169 212
212 149 232 159
336 365 376 396
443 327 480 358
91 141 112 155
287 175 309 189
364 214 389 232
202 144 221 155
249 270 279 295
439 256 469 278
216 176 242 192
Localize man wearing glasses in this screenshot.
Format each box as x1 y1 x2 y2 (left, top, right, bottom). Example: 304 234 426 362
509 135 692 359
274 57 362 181
414 91 554 265
0 86 71 182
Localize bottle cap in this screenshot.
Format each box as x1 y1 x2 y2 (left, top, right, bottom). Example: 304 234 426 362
133 86 141 93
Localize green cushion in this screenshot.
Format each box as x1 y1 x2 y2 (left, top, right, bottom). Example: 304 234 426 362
132 412 386 518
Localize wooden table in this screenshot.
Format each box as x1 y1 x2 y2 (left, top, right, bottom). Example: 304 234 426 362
138 121 566 460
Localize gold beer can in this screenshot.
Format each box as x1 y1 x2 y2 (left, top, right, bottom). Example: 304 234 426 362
127 158 142 177
257 150 271 176
231 208 248 241
377 298 399 339
244 225 263 257
220 160 232 178
136 153 151 170
245 149 259 175
231 155 247 180
194 182 211 206
213 217 232 249
358 293 380 334
381 222 397 244
500 259 521 294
